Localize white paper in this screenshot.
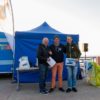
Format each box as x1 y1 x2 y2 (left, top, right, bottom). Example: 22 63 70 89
35 58 38 67
47 57 56 68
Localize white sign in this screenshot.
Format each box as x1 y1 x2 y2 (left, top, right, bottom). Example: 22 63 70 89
19 56 30 69
65 58 76 66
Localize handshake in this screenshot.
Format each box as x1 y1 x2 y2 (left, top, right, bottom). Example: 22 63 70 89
49 51 52 55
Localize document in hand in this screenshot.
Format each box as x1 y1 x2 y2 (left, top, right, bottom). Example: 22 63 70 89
47 57 56 68
65 58 76 66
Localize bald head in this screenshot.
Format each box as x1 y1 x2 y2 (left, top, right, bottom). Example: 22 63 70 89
42 37 49 46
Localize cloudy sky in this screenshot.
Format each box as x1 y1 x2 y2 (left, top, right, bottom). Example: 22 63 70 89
0 0 100 56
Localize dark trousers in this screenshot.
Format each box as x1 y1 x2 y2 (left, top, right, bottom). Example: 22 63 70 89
39 64 48 91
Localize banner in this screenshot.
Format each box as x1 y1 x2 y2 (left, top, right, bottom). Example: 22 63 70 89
0 0 14 52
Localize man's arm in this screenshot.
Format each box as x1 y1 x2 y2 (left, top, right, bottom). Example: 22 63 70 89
37 45 47 61
63 44 67 53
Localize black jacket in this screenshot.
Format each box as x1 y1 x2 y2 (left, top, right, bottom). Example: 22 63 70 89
64 43 81 58
37 44 50 65
50 44 64 63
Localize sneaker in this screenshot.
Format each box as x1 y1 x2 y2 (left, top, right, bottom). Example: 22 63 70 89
66 88 72 93
59 88 65 92
49 88 55 93
40 90 48 94
72 88 77 92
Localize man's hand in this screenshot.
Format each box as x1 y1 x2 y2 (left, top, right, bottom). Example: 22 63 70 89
49 51 52 55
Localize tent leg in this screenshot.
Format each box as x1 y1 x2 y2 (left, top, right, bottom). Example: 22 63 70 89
16 69 20 91
11 66 16 83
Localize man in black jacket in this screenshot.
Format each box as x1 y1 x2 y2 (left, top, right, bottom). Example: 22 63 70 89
37 37 50 94
65 36 81 93
49 36 65 93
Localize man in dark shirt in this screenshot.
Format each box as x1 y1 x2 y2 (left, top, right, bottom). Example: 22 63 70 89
37 37 50 94
49 36 65 93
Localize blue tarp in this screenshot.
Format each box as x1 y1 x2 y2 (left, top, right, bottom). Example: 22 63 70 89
14 22 79 83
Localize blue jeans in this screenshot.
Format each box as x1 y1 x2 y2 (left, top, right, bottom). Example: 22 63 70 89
39 64 48 91
67 62 78 88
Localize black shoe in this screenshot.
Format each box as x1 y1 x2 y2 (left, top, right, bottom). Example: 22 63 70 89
40 90 48 94
49 88 55 93
72 88 77 92
59 88 65 92
66 88 72 93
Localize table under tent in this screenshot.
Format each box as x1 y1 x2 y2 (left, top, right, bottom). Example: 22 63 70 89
14 22 81 83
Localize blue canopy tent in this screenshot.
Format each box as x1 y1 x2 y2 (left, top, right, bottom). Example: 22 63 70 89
0 32 13 73
14 22 79 83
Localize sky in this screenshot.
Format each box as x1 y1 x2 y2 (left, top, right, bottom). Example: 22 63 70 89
0 0 100 56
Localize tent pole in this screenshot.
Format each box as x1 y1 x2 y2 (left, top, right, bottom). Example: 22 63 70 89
9 0 15 82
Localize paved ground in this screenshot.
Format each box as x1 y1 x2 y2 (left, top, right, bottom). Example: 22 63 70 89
0 78 100 100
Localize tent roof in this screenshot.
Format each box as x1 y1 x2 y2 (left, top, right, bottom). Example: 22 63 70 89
28 22 63 34
15 22 79 43
16 22 64 34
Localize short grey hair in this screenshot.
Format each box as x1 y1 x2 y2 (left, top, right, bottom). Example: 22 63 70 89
42 37 49 44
